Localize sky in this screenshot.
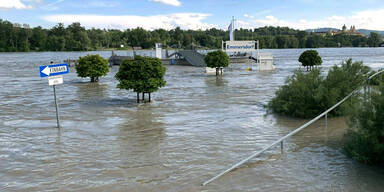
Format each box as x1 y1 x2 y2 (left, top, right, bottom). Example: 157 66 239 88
1 0 384 31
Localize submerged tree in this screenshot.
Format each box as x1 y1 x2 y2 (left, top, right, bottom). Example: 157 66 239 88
299 50 322 71
115 56 166 103
204 50 229 76
268 59 371 118
345 82 384 164
76 54 109 82
268 69 324 118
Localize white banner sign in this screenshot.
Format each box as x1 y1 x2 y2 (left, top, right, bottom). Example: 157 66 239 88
225 41 255 52
48 75 63 86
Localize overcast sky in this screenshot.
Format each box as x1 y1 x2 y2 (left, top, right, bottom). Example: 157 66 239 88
1 0 384 30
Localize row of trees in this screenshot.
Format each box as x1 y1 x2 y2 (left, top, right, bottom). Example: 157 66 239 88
1 19 383 52
76 54 166 103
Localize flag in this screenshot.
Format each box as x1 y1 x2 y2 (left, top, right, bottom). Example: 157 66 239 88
228 22 234 41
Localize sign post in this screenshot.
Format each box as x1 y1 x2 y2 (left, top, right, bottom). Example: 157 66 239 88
39 63 69 129
53 85 60 128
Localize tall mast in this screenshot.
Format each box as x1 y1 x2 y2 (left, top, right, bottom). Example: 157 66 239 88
232 16 235 41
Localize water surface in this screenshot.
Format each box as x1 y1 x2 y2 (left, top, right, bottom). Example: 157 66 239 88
1 48 384 191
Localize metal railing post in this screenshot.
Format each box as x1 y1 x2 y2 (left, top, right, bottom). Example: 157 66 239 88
324 113 327 143
280 141 283 153
325 113 327 129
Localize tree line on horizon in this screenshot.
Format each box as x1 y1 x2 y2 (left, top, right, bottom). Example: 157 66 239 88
0 19 383 52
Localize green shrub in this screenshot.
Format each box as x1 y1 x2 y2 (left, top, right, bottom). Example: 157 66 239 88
299 50 322 71
115 56 166 103
76 54 109 82
204 50 229 76
268 69 324 118
345 83 384 164
268 59 371 118
367 70 384 86
320 59 371 115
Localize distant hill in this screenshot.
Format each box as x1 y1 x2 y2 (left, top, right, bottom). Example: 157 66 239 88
357 29 384 37
305 28 384 37
305 28 339 33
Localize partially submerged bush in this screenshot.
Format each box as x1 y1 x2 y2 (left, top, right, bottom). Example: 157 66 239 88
76 54 109 82
268 59 371 118
345 83 384 164
320 59 371 116
268 69 324 118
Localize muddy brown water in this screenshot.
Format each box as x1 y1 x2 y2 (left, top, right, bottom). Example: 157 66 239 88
1 48 384 191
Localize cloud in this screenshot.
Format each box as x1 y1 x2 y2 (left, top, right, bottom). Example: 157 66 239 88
243 14 254 19
0 0 32 9
69 1 119 8
149 0 181 6
237 8 384 30
41 0 64 11
43 13 216 30
89 1 118 7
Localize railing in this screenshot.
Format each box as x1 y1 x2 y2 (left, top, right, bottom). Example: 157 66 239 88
202 69 384 186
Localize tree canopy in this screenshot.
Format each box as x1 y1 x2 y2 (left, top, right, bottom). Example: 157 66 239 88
299 50 322 71
204 50 229 75
76 54 109 82
115 56 166 102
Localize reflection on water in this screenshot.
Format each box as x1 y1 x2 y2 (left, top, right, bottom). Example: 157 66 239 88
204 75 229 87
1 48 384 191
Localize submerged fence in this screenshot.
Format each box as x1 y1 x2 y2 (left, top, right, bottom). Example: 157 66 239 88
202 69 384 186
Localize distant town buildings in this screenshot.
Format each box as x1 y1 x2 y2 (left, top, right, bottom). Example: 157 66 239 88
314 25 365 36
331 24 364 36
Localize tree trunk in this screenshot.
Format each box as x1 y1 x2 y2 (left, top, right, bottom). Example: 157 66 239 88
137 92 140 103
149 93 151 102
91 77 99 82
142 92 145 102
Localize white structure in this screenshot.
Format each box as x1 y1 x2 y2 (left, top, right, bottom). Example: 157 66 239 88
224 40 255 52
205 67 223 76
258 53 275 71
155 43 162 59
222 17 275 71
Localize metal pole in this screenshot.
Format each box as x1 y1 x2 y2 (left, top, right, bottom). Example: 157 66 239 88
257 40 260 65
53 85 60 129
325 113 327 129
280 141 283 153
324 113 328 143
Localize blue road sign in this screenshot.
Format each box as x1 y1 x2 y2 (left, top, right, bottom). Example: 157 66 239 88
40 63 69 77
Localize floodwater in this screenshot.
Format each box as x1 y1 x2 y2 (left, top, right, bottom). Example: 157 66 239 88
1 48 384 191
